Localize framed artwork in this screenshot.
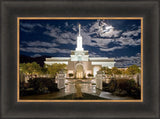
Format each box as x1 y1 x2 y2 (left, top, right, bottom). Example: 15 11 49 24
17 17 143 102
0 0 159 119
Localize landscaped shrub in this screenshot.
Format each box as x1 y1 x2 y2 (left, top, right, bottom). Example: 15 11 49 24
20 78 59 96
103 78 140 99
103 79 117 92
126 79 141 99
116 79 129 90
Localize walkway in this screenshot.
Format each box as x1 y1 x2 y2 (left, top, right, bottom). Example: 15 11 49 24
20 78 134 100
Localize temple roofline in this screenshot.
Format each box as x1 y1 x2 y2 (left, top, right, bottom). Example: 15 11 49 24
46 57 70 61
89 57 115 60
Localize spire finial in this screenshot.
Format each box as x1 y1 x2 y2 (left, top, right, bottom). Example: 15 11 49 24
79 24 81 36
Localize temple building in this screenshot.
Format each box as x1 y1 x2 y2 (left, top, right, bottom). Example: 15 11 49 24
44 24 115 78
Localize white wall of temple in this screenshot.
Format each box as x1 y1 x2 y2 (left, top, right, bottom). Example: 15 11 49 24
91 62 115 68
90 57 109 60
70 55 89 61
68 70 74 74
47 57 70 59
44 61 68 65
93 66 101 77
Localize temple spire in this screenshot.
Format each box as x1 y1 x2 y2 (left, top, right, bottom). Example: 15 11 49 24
76 24 83 51
79 24 81 36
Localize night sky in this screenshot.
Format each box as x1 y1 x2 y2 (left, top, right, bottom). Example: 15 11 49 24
20 19 141 67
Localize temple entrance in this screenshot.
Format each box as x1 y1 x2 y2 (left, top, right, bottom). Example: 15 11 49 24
76 64 84 78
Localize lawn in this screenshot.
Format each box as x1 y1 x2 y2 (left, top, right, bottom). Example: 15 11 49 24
56 93 108 100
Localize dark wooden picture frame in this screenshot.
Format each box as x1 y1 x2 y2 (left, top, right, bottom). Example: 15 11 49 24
0 0 159 118
17 17 143 102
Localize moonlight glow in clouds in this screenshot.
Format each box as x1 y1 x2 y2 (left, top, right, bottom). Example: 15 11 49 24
20 19 141 67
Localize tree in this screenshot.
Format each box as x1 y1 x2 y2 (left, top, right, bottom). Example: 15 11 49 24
105 67 112 75
111 67 122 75
100 67 112 75
20 62 42 77
121 69 126 75
30 62 42 75
100 67 107 72
126 65 140 75
46 63 67 78
41 66 48 75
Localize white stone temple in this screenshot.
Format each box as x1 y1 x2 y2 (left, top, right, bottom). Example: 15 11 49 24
44 24 115 78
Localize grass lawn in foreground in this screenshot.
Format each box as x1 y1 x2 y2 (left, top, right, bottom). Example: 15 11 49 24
56 93 108 100
20 93 109 100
